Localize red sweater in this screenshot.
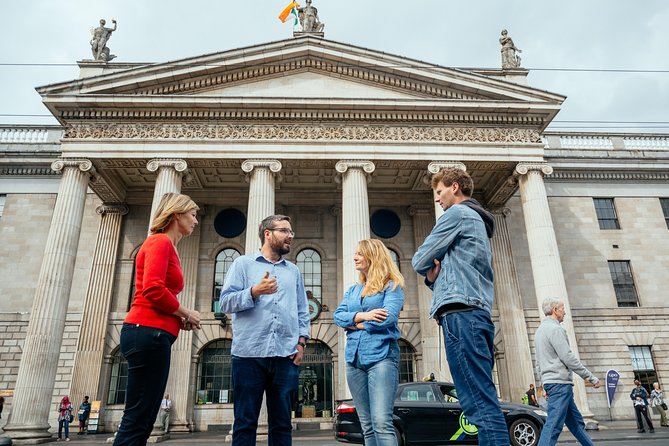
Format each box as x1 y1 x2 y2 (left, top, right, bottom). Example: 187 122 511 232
125 233 184 337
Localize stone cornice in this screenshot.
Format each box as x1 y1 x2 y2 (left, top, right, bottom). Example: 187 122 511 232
547 171 669 182
0 167 59 176
56 108 548 127
63 123 542 144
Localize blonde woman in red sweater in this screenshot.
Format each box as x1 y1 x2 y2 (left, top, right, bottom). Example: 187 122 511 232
114 193 202 446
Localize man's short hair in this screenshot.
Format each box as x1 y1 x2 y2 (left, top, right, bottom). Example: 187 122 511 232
541 297 563 316
258 214 291 245
431 168 473 197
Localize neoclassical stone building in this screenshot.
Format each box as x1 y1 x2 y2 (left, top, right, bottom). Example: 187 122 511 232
1 35 668 439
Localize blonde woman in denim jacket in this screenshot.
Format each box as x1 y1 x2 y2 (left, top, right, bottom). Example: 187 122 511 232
334 239 405 446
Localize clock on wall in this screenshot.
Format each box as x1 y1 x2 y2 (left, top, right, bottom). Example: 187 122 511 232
307 296 322 322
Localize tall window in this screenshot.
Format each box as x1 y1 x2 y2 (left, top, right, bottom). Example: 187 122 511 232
398 339 416 383
0 194 6 221
298 340 334 417
296 248 322 304
107 350 128 405
660 198 669 229
608 260 639 307
593 198 620 229
127 256 138 311
388 248 401 272
213 248 240 313
196 339 234 404
629 346 657 393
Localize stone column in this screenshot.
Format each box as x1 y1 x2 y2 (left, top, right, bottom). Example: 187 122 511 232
407 205 451 382
334 160 375 399
69 203 129 406
147 159 188 227
515 162 593 417
241 160 282 253
427 161 467 220
163 224 201 434
490 208 534 402
3 159 95 443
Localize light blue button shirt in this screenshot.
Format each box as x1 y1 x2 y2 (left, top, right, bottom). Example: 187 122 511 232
219 252 310 358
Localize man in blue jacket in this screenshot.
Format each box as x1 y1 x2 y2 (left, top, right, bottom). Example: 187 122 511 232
412 167 508 446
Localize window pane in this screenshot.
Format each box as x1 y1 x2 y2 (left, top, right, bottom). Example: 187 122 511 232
213 249 241 312
388 249 401 272
629 346 656 393
296 249 322 304
594 198 620 230
107 351 128 405
398 340 416 384
197 339 234 404
608 261 639 307
660 198 669 229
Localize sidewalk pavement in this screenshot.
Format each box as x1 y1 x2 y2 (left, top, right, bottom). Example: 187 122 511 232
28 420 669 445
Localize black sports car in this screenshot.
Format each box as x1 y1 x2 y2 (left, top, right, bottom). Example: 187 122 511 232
334 381 546 446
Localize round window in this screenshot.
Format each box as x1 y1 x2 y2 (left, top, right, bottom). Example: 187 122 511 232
370 209 401 239
214 208 246 238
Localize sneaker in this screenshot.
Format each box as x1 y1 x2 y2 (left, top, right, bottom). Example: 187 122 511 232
65 438 70 442
637 429 645 433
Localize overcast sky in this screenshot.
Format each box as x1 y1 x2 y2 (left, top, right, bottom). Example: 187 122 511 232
1 0 668 133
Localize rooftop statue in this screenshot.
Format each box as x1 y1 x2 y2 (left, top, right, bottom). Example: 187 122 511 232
90 19 117 62
499 29 522 69
298 0 324 33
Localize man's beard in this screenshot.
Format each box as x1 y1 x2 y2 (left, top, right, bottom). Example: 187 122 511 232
271 238 290 256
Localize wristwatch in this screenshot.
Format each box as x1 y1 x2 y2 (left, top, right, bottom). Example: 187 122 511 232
297 341 307 348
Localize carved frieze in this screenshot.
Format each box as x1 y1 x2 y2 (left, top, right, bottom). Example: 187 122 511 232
63 123 542 144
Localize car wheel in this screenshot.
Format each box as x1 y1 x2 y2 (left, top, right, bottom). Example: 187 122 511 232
509 418 539 446
394 425 404 446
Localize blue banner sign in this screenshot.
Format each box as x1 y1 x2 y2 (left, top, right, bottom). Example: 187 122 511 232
605 369 620 408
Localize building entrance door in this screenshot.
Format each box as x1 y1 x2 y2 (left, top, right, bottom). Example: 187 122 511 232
297 340 333 418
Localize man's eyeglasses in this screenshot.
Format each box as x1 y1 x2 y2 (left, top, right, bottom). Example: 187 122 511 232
268 227 295 237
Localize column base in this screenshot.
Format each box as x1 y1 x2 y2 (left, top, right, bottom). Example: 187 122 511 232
147 434 170 443
224 424 268 442
2 424 52 444
166 422 190 434
584 418 599 430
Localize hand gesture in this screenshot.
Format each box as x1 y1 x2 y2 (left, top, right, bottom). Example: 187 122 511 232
361 308 388 322
251 271 278 299
181 309 202 330
426 259 441 283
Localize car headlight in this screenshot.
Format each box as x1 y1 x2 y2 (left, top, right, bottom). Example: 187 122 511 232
533 409 548 417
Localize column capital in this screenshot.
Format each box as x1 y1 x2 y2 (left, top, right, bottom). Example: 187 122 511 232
147 158 188 173
241 159 282 173
51 158 96 176
514 162 553 177
427 161 467 174
96 203 129 216
491 207 513 217
406 205 434 217
335 160 375 175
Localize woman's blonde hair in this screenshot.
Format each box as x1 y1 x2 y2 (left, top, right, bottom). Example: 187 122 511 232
357 239 405 296
149 193 200 235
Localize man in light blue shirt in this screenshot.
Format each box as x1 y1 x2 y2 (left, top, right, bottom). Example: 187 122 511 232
220 214 310 446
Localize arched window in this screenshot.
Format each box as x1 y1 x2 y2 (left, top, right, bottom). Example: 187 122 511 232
398 339 416 383
388 248 401 272
213 248 241 313
196 339 233 404
296 248 322 304
127 254 138 311
107 349 128 405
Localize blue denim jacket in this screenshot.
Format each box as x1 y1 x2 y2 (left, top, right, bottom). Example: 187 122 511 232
411 203 494 318
333 281 404 366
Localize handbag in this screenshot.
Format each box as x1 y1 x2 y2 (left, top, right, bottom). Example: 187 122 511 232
69 413 74 423
662 402 668 411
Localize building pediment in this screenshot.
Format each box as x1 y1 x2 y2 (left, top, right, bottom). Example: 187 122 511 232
37 36 564 129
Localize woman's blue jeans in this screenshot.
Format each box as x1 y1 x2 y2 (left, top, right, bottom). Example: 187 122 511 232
231 356 299 446
57 419 69 439
346 342 400 446
441 309 509 446
113 324 176 446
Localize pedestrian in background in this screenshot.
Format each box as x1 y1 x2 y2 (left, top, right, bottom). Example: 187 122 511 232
630 380 654 433
159 393 172 433
650 382 668 427
334 239 405 446
534 298 600 446
57 395 73 441
113 193 202 446
412 167 508 446
77 396 91 434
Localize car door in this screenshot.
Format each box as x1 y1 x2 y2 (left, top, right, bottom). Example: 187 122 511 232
394 383 448 444
439 384 479 444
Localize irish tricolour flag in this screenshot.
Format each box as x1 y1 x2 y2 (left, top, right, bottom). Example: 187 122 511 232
279 1 300 26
